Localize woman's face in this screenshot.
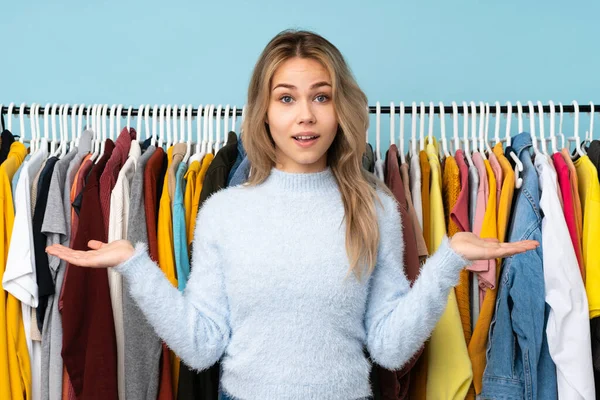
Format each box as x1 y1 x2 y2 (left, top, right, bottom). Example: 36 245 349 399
267 56 338 173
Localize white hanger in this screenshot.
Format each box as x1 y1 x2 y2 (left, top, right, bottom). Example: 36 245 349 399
399 101 406 164
98 104 108 162
375 101 381 161
451 101 460 154
116 104 124 134
18 102 26 144
60 103 69 157
477 102 487 160
439 101 450 158
109 104 117 141
183 104 193 164
172 105 179 146
146 105 154 147
493 101 501 145
240 105 246 134
231 106 238 134
527 100 541 156
165 105 171 148
28 103 37 153
206 104 215 154
136 104 144 142
516 101 524 133
179 105 186 145
160 105 168 149
70 104 78 151
6 102 14 133
462 101 474 167
89 105 98 162
427 101 435 150
44 103 51 145
50 103 59 155
126 106 132 133
571 100 585 157
484 103 493 155
76 104 84 148
215 104 223 153
389 102 396 147
224 104 231 135
419 101 425 151
188 104 203 165
200 105 210 158
410 102 417 157
558 102 566 150
505 101 513 146
53 104 64 158
503 101 523 189
549 100 558 154
537 101 547 155
470 101 479 155
586 101 594 145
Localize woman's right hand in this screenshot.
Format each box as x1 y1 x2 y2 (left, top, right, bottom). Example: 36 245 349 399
46 239 135 268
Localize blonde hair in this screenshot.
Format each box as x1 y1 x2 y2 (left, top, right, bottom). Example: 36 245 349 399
242 29 392 281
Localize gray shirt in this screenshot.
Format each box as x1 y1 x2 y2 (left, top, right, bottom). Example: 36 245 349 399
123 145 162 400
467 162 480 327
40 131 92 400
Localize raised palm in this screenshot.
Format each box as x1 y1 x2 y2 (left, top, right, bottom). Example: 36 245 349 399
449 232 538 262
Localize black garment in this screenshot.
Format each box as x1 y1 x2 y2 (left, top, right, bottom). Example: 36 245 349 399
0 129 15 165
179 131 239 400
198 131 239 205
586 140 600 181
141 137 153 152
32 156 59 331
363 142 375 173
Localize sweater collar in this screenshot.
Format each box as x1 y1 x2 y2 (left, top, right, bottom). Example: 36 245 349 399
263 166 338 193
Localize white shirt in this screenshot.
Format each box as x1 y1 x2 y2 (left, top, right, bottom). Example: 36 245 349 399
535 153 595 399
108 140 141 400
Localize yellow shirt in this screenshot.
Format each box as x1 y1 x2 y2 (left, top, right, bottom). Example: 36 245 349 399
0 142 30 400
157 146 180 395
426 141 473 400
468 159 499 394
183 160 201 253
188 153 214 248
574 155 600 318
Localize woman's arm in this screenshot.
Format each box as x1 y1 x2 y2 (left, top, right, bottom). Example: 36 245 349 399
364 192 537 370
47 198 231 372
114 203 230 372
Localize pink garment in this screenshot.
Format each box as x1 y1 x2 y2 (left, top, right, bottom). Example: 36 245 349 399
488 151 503 212
552 152 584 279
467 153 495 304
451 149 470 232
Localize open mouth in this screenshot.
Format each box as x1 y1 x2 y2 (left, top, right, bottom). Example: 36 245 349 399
292 135 320 143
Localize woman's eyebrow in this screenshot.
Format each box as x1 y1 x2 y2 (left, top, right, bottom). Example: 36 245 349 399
272 81 332 91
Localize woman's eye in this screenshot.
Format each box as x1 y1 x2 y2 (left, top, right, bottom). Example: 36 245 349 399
280 95 293 103
315 94 330 103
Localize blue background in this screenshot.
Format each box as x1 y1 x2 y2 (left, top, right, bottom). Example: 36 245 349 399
2 0 599 149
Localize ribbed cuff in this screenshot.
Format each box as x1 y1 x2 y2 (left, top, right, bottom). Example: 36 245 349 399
434 235 472 285
113 242 152 279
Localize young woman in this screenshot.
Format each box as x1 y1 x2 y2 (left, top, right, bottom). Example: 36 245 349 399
46 29 538 400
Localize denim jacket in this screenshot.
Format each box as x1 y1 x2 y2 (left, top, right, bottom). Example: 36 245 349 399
479 133 557 399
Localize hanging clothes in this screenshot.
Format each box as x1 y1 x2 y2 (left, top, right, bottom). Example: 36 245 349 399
574 153 600 318
108 138 141 400
42 132 92 400
173 162 190 291
123 144 163 400
481 133 557 399
399 160 427 260
536 152 595 399
60 139 118 400
188 153 214 249
418 150 431 252
180 131 238 400
183 160 201 250
425 140 473 400
409 152 423 231
553 152 585 280
0 129 16 165
0 141 30 400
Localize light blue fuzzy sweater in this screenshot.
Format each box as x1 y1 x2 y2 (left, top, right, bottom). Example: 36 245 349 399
115 166 470 400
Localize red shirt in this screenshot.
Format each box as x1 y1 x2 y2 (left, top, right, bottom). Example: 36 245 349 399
61 140 118 399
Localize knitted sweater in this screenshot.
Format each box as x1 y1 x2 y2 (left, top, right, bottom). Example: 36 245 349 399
115 166 470 400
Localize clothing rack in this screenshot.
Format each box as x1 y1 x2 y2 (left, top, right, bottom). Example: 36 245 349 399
1 103 598 117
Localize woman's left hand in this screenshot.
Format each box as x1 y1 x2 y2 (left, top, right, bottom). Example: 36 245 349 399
449 232 539 262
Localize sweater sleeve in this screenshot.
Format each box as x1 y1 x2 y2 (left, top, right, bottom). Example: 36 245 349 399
114 200 230 372
364 192 470 370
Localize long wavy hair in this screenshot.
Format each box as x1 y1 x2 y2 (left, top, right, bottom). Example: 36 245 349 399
242 29 391 281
